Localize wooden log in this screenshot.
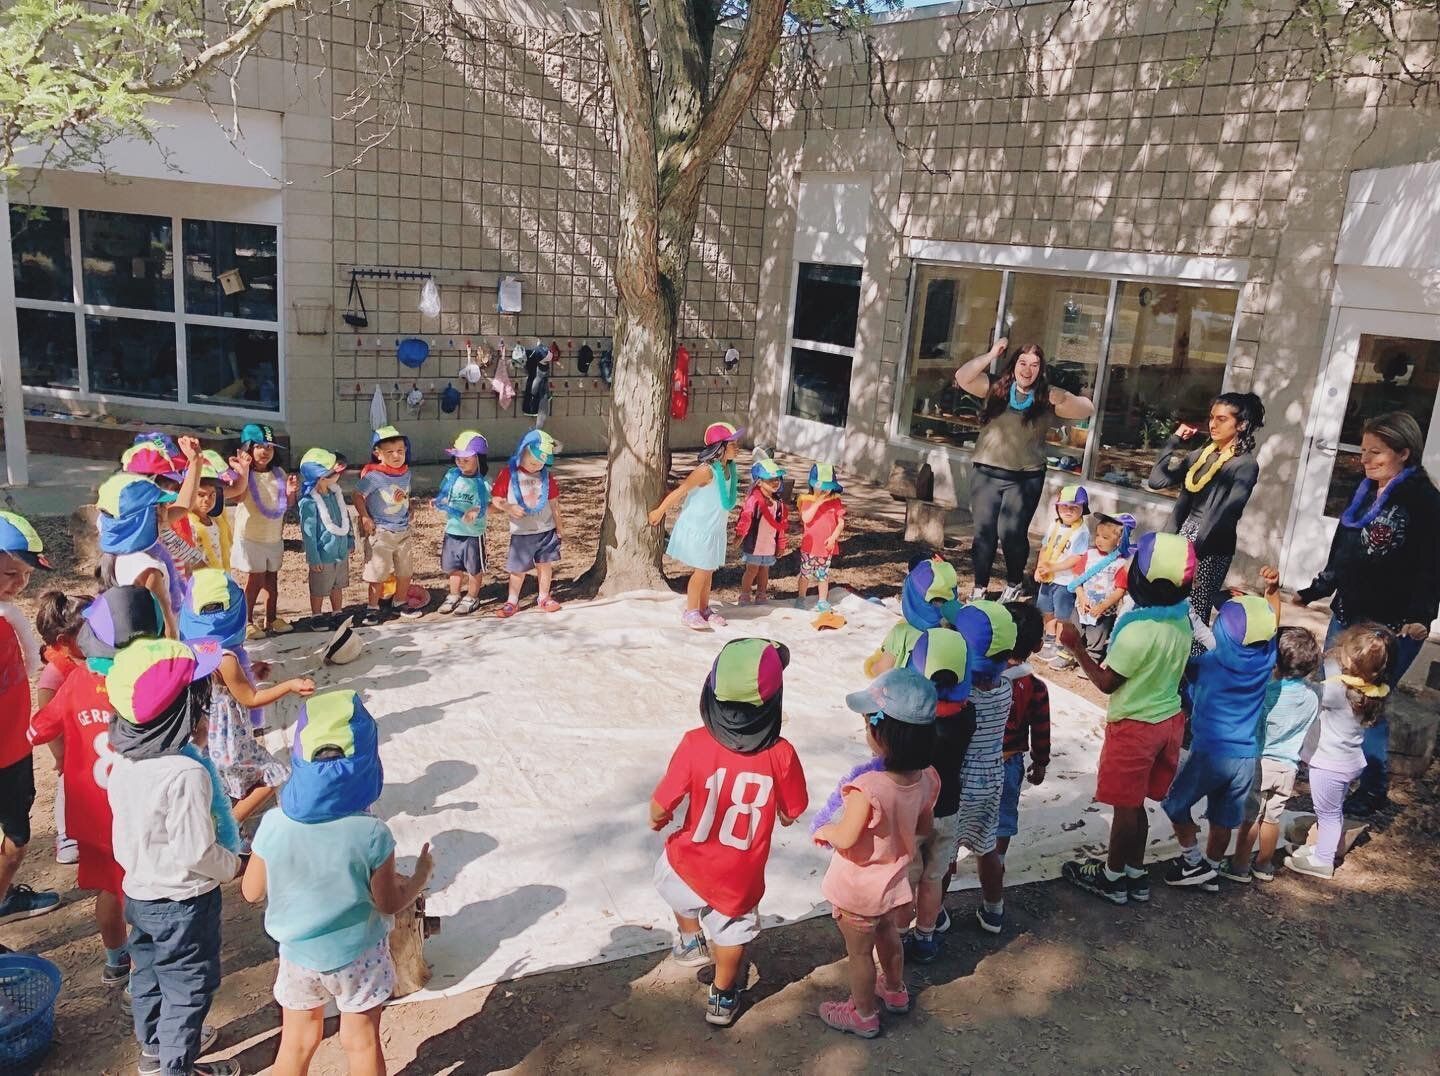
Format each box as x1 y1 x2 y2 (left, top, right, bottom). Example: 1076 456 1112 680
1284 814 1367 854
389 894 440 999
904 499 948 549
886 460 934 502
69 505 100 578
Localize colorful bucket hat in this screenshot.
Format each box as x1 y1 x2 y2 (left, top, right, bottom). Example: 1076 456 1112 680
178 569 247 650
1215 593 1279 648
241 423 279 448
445 430 489 459
132 431 179 457
808 463 843 493
120 441 184 479
952 600 1018 680
107 636 224 726
704 421 744 446
1056 484 1089 513
845 667 938 725
514 429 556 468
281 690 384 823
751 458 784 481
78 586 165 671
0 511 51 570
198 449 236 483
96 473 176 555
907 626 971 704
371 425 406 447
1128 531 1196 608
900 556 960 630
298 447 346 499
710 637 788 705
1092 512 1137 556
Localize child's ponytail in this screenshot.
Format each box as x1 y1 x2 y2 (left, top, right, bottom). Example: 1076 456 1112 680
1329 623 1398 728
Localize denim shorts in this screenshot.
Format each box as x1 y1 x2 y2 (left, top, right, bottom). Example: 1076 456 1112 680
1036 582 1076 620
1161 748 1257 829
741 553 777 567
996 754 1025 838
441 532 487 576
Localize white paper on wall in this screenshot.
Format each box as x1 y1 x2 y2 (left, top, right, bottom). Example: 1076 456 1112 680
497 275 522 313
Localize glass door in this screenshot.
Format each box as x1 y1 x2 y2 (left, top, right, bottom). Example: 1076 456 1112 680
1287 308 1440 587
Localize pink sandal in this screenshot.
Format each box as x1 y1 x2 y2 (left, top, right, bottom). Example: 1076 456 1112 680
537 596 562 613
699 605 728 627
495 602 519 619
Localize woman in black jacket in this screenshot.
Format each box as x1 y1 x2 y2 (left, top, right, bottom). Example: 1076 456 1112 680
1147 392 1265 631
1292 410 1440 812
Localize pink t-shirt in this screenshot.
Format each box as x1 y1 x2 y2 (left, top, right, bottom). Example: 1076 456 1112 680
820 766 940 917
36 661 68 695
752 514 778 558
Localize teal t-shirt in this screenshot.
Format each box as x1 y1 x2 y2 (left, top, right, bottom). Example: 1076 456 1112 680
251 810 396 973
436 468 491 538
1103 617 1192 723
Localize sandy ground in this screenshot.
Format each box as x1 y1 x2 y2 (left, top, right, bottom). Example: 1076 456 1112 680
8 463 1440 1073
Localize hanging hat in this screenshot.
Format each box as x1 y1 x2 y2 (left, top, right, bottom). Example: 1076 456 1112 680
844 667 938 725
1128 531 1196 608
120 442 185 479
178 569 248 650
952 600 1018 680
907 626 971 705
900 556 959 630
513 429 556 469
1215 593 1279 648
460 360 484 385
0 511 51 570
78 585 166 672
723 346 740 372
97 473 176 555
323 616 363 665
281 690 384 823
440 383 462 413
446 430 488 459
240 423 279 448
808 463 843 493
751 458 784 481
107 636 224 726
396 337 430 369
577 342 595 374
1056 484 1089 513
298 447 346 499
700 638 789 753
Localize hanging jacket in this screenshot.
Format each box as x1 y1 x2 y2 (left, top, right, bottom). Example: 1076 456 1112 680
671 344 691 420
735 487 789 557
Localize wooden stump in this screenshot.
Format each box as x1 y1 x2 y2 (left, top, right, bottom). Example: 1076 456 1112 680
1387 693 1439 778
69 505 100 577
389 894 440 999
904 499 948 549
1284 814 1367 854
887 460 934 502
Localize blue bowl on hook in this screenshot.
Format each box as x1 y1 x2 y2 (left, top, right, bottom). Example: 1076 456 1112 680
396 337 430 369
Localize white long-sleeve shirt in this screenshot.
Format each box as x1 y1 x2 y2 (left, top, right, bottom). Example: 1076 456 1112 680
108 753 240 901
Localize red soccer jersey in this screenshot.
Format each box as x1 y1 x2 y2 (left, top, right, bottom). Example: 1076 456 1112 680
0 619 31 769
653 728 808 917
28 667 117 852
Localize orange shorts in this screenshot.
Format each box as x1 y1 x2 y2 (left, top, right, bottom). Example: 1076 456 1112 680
76 842 124 896
1095 713 1184 808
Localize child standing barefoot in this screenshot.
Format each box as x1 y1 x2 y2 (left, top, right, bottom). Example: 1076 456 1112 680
814 669 939 1038
648 422 744 630
796 464 846 614
735 457 788 605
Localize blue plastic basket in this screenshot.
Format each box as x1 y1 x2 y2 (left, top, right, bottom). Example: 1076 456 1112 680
0 955 61 1071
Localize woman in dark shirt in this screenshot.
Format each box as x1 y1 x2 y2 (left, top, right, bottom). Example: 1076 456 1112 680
1291 411 1440 812
1147 392 1265 630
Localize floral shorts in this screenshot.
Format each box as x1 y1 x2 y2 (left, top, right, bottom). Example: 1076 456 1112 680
273 939 395 1013
799 553 833 580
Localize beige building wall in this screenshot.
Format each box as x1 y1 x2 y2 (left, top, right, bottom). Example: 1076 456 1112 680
748 0 1440 572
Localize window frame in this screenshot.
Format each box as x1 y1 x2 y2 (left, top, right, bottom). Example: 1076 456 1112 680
11 200 284 419
890 255 1244 496
782 259 863 431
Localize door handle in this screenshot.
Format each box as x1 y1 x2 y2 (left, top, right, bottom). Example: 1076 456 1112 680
1315 438 1338 456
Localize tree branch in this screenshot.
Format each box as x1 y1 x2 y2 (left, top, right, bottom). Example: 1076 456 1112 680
128 0 301 95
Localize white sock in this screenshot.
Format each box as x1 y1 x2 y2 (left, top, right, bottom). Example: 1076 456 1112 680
983 899 1004 915
1180 843 1202 867
1124 865 1146 878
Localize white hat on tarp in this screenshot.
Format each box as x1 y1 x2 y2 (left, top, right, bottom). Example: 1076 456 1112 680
323 617 363 665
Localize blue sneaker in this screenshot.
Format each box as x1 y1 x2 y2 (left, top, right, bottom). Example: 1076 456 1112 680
934 906 952 934
975 906 1004 934
903 930 941 963
670 933 712 968
0 885 59 923
705 986 740 1026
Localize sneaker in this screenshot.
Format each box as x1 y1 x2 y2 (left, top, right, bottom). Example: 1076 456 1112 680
1126 870 1151 903
700 606 728 628
454 596 479 616
1163 856 1219 892
705 986 740 1027
55 839 79 866
436 595 460 615
970 587 987 602
975 905 1004 934
1048 651 1079 671
934 906 951 934
1250 860 1276 883
360 607 384 627
244 622 266 641
681 609 710 631
268 617 293 634
1061 859 1128 905
139 1026 220 1073
1039 637 1058 658
903 930 940 964
737 594 755 607
102 957 131 986
194 1063 241 1076
0 885 60 923
998 583 1025 603
818 998 881 1039
875 972 911 1014
670 933 712 968
1217 856 1253 884
1285 846 1336 879
398 605 425 620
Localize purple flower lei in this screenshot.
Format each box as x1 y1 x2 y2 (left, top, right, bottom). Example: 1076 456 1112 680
1340 465 1415 530
248 466 289 520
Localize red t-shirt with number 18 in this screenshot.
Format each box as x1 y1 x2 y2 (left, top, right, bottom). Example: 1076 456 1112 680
28 666 117 853
653 727 809 917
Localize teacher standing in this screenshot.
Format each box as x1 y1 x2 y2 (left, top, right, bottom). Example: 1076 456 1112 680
953 337 1095 601
1146 392 1265 630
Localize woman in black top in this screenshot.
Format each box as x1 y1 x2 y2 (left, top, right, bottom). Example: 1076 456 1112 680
1147 392 1265 630
1290 411 1440 811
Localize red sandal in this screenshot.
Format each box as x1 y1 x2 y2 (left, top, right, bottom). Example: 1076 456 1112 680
537 596 562 613
495 601 519 619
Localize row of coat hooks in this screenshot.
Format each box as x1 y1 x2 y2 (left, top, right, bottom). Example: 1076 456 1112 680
350 267 434 282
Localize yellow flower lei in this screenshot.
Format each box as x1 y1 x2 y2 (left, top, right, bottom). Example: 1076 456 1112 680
1184 441 1235 493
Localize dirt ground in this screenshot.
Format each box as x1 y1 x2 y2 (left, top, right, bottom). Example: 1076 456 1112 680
9 468 1440 1074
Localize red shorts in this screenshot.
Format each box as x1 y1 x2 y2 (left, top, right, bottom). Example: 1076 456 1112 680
76 842 124 896
1095 713 1184 808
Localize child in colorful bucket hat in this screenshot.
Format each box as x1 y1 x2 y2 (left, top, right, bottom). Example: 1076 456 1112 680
649 422 744 630
863 555 961 677
104 635 243 1076
297 447 353 621
166 449 240 573
1034 484 1091 650
797 463 847 620
435 431 492 616
735 454 788 605
490 430 564 618
355 426 419 625
1057 531 1196 907
243 690 432 1062
231 423 298 638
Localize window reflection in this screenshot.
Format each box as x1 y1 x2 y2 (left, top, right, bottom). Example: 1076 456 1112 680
183 219 278 321
80 210 174 310
186 325 280 411
903 267 1003 450
17 309 79 389
10 206 71 302
85 316 178 401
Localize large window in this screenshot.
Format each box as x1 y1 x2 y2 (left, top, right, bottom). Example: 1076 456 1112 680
786 263 861 428
10 204 281 414
901 263 1239 492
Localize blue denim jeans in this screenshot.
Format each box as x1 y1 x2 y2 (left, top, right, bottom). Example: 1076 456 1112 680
1324 615 1425 800
126 887 223 1075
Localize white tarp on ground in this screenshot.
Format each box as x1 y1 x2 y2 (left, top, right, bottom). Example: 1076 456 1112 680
257 589 1171 1003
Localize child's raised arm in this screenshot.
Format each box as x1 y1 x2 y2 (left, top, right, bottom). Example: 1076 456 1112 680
163 436 205 521
219 652 314 709
648 465 711 527
1260 565 1282 624
370 844 434 915
813 788 870 850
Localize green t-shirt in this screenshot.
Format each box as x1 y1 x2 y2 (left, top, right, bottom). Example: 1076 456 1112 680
881 622 923 666
1103 617 1192 723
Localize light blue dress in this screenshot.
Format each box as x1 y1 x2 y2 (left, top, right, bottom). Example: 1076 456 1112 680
666 462 737 570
